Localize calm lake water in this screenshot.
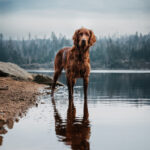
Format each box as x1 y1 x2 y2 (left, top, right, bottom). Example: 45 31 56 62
1 70 150 150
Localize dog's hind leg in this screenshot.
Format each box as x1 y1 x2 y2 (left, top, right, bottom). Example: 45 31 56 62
51 68 62 97
51 49 64 97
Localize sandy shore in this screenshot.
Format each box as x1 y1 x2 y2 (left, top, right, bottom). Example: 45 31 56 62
0 77 45 121
0 77 46 146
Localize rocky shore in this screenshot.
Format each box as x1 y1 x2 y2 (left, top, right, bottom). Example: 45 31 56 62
0 77 44 121
0 62 63 143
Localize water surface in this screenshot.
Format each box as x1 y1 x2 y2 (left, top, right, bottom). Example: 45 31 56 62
1 70 150 150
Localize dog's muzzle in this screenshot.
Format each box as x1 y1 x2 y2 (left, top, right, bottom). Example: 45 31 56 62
81 39 86 47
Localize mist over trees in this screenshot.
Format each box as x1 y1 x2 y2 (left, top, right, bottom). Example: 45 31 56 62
0 32 150 69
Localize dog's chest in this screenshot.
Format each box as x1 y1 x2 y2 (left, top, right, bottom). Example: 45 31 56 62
67 53 90 77
72 53 88 63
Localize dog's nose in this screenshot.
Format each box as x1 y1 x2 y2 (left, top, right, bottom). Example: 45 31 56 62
81 39 86 45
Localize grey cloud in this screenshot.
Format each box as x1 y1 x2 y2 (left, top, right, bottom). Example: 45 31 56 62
0 0 150 14
0 0 150 37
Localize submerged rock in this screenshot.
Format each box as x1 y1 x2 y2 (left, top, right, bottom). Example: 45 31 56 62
32 74 64 86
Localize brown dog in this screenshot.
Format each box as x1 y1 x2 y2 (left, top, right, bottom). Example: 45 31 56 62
51 27 96 100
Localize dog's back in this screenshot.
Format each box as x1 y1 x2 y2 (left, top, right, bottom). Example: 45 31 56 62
54 47 71 72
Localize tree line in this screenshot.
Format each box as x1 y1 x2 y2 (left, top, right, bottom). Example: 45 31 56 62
0 32 150 69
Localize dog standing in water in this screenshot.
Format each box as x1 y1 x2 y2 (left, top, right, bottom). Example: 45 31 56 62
51 28 96 100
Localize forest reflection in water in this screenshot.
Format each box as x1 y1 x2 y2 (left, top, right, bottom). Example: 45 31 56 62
50 72 150 101
1 72 150 150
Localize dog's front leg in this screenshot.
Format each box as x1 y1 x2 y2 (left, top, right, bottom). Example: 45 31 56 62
83 77 89 100
67 77 73 100
71 78 76 97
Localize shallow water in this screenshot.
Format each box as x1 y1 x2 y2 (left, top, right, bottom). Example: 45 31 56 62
1 71 150 150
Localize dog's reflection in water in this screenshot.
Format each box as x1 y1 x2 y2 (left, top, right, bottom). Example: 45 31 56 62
51 98 90 150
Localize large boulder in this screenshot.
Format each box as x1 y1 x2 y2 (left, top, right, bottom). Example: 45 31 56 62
0 62 33 80
32 74 64 86
0 62 64 86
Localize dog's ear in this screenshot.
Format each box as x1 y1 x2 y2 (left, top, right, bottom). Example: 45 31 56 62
89 30 96 46
73 29 79 47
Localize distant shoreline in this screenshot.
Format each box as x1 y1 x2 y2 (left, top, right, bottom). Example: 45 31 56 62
27 69 150 74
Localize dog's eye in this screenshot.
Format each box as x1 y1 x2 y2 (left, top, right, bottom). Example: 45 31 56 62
85 33 89 36
79 33 83 36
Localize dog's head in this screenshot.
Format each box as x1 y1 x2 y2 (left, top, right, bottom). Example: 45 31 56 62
73 27 96 50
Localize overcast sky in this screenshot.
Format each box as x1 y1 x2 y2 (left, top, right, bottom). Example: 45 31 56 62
0 0 150 38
